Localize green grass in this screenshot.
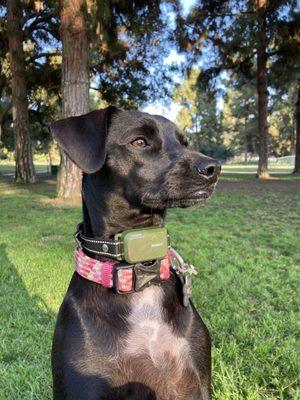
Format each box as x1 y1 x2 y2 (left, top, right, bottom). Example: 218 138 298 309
0 163 48 174
0 159 295 175
0 173 299 399
222 164 294 174
0 156 53 175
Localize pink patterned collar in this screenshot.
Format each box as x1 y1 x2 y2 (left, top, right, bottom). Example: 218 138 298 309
75 248 172 293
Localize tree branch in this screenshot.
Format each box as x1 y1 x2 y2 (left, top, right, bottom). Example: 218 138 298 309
24 12 54 36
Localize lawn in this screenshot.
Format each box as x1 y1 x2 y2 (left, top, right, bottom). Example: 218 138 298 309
0 162 48 175
0 172 299 399
222 164 294 174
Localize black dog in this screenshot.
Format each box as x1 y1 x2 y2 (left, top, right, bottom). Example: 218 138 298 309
50 106 221 400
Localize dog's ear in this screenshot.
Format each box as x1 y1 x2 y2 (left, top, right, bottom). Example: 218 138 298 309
49 106 118 173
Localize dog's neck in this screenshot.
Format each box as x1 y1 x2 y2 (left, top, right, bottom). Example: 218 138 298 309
82 172 165 238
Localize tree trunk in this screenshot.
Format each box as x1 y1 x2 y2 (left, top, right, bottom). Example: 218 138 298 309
256 0 270 179
57 0 89 201
293 82 300 174
0 101 11 144
7 0 37 183
243 136 248 164
0 111 4 144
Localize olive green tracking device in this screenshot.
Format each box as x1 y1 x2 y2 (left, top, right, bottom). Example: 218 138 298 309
115 227 169 264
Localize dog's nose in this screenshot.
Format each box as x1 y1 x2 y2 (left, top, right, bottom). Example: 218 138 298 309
196 159 221 179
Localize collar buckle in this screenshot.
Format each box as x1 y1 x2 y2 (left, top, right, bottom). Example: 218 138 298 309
113 259 162 294
113 263 135 294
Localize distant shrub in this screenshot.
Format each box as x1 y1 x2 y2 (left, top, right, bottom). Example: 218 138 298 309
0 150 8 160
199 143 233 162
272 155 295 165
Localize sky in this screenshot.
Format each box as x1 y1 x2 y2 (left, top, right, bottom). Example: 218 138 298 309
182 0 198 15
142 0 197 122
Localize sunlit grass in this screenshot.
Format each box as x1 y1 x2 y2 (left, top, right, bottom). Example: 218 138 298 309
0 173 299 399
222 164 294 174
0 163 49 174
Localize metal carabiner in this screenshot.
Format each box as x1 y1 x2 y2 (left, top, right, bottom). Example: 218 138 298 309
170 247 197 276
169 247 197 307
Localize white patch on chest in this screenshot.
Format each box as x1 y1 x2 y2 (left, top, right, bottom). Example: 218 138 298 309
123 286 192 371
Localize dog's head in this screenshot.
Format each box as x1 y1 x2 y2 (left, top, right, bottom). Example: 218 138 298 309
50 106 220 211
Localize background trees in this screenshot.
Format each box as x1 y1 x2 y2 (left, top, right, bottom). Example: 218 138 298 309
1 0 61 168
174 69 230 160
56 0 177 200
176 0 299 177
269 10 300 172
0 0 299 196
222 75 258 163
1 0 178 198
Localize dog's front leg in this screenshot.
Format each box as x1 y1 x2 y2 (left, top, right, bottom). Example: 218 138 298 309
189 303 212 400
52 365 110 400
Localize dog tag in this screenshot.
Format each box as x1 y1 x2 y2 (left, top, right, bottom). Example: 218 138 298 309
182 274 192 307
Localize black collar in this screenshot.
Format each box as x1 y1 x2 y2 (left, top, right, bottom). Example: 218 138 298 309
74 223 122 259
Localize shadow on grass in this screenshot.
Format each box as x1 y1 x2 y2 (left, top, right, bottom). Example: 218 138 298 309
0 175 59 205
0 243 159 399
0 243 55 398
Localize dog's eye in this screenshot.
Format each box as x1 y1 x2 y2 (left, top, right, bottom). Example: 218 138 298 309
131 138 148 148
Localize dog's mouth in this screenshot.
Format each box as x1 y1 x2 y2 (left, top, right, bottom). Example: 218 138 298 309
141 184 216 209
166 188 214 208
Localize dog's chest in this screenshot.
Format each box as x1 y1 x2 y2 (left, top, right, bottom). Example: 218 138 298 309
124 286 189 364
111 286 200 398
